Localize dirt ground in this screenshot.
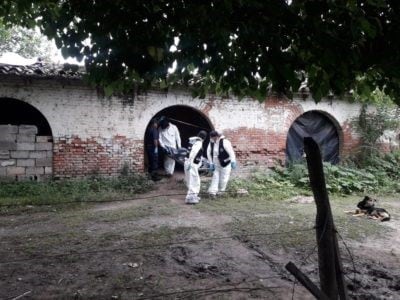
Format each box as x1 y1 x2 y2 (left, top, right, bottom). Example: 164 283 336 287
0 173 399 299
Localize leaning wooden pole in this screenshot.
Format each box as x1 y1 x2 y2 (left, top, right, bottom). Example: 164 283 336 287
303 137 348 299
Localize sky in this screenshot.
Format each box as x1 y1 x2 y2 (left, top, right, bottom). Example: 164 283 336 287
0 51 83 65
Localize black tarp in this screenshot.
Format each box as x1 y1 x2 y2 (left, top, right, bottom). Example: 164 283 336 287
286 111 340 165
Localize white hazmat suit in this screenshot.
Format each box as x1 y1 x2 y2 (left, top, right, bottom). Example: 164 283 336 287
184 136 204 204
207 136 236 196
158 123 181 175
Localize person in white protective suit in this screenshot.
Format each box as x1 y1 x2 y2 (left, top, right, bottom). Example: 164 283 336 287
158 117 181 176
207 130 237 197
184 130 207 204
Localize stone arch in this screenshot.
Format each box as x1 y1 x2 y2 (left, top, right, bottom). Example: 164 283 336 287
0 97 53 180
143 105 214 172
285 110 343 165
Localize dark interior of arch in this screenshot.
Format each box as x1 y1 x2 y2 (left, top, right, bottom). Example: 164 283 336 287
0 98 52 136
286 111 340 165
144 105 213 171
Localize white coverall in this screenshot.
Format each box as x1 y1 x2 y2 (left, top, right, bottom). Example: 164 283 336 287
207 136 236 196
158 123 181 175
184 137 203 204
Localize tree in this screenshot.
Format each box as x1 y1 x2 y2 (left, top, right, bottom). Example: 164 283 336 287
0 20 55 62
1 1 400 103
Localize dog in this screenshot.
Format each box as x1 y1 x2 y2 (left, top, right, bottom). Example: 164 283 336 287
345 196 391 222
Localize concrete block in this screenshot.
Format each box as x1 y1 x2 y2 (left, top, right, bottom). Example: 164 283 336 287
0 125 18 135
35 142 52 151
14 175 34 181
29 151 48 159
36 136 52 143
26 167 44 175
45 167 53 174
17 159 35 167
17 143 35 151
1 159 16 167
10 151 30 159
0 166 6 176
47 150 53 157
19 125 38 135
36 157 52 167
0 151 10 159
0 134 17 142
17 134 36 143
0 141 17 150
7 166 26 175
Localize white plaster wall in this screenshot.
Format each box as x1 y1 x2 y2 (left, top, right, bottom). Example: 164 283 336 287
0 79 364 141
296 96 361 124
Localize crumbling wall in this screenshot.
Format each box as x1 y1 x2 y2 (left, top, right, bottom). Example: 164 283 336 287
0 125 52 181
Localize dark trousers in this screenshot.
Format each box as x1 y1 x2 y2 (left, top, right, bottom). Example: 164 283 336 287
147 147 158 174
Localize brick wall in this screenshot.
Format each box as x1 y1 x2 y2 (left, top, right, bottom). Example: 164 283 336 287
0 125 52 180
1 76 396 179
53 136 143 178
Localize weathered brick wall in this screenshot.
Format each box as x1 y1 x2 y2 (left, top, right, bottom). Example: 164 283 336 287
53 136 143 178
1 76 394 179
0 124 52 180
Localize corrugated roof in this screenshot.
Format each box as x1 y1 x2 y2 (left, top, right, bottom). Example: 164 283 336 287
0 62 84 79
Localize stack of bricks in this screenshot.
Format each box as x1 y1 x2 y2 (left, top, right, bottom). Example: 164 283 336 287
0 125 53 181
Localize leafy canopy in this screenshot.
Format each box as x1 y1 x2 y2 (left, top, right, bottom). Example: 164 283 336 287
1 1 400 103
0 20 55 61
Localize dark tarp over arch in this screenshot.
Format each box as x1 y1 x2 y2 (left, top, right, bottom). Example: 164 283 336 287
286 111 340 165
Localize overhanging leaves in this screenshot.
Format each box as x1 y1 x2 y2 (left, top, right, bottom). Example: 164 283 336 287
1 0 400 104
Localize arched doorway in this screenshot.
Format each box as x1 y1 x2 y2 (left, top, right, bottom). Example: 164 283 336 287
1 98 52 135
0 98 53 180
144 105 213 172
286 110 340 165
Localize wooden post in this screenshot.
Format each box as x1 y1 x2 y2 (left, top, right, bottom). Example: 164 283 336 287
285 261 329 300
303 137 348 300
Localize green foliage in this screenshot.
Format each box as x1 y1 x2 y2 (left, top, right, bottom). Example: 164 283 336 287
228 169 309 200
2 1 400 102
234 151 400 196
351 94 400 164
0 174 153 207
0 19 55 61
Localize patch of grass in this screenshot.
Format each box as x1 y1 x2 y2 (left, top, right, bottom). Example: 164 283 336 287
197 191 395 252
0 175 154 209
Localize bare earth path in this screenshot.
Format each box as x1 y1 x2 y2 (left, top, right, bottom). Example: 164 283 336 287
0 175 399 299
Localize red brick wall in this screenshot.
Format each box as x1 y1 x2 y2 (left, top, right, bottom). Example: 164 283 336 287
53 136 143 178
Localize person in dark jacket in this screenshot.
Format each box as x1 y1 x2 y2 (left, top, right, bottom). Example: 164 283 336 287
145 118 161 181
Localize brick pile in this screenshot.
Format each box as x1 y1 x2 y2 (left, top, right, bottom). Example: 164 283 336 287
0 125 52 181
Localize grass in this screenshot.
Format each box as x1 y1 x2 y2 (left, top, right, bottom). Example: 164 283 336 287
0 174 153 210
196 191 395 252
1 170 397 255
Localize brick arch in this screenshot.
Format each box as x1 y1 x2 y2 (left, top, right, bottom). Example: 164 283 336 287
285 109 343 164
143 105 214 172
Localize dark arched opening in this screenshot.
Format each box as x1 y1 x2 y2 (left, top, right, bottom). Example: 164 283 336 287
0 98 53 181
0 98 52 136
144 105 213 172
286 110 340 165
